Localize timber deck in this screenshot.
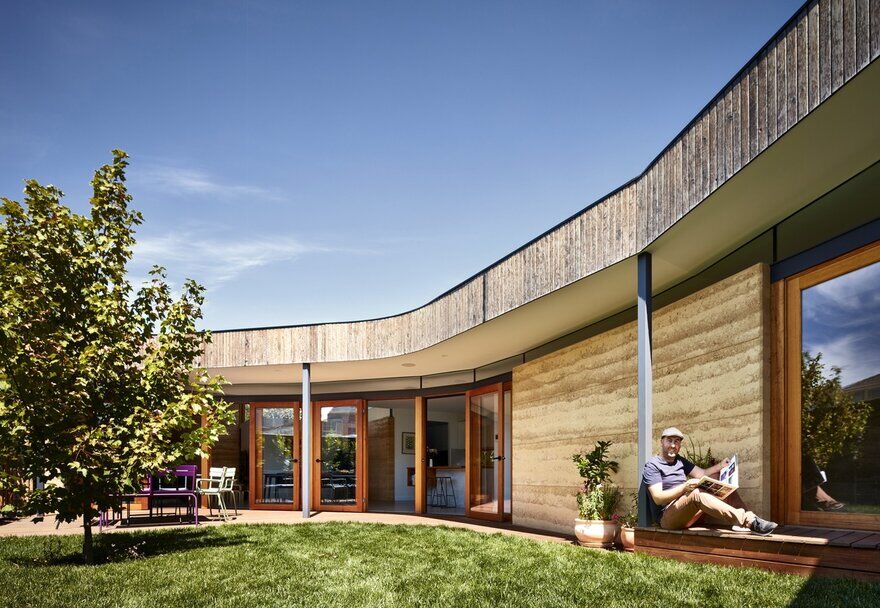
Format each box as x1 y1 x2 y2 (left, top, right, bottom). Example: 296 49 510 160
635 525 880 581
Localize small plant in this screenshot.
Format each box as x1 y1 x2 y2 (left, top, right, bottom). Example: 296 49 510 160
613 493 638 529
683 438 717 469
572 440 620 520
577 484 620 520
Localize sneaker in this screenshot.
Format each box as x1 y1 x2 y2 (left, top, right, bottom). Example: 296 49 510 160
731 525 750 533
749 516 778 536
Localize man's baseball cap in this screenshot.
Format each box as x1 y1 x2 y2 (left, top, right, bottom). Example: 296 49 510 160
660 427 685 440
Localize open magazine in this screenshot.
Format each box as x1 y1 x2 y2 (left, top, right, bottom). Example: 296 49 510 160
694 454 739 499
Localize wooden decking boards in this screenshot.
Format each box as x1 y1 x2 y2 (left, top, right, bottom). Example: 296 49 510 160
635 525 880 580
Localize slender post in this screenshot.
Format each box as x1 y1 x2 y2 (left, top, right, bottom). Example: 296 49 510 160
414 396 427 513
637 253 653 527
301 363 312 518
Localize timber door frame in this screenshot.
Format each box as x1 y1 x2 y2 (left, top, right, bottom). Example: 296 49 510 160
778 241 880 530
248 401 302 511
311 399 366 513
465 382 505 522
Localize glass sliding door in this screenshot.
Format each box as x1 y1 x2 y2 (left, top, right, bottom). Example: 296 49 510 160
249 402 300 510
313 400 365 512
784 243 880 529
503 387 512 518
466 383 505 521
367 399 416 513
426 395 466 515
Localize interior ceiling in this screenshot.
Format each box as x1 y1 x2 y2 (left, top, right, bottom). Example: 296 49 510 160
426 395 467 413
211 59 880 388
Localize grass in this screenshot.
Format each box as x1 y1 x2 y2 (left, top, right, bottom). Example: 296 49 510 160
1 523 879 607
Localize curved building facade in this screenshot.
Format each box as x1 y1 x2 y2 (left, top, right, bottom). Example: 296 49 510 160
201 0 880 575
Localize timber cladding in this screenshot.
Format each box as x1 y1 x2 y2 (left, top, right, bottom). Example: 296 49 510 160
511 264 771 535
202 0 879 367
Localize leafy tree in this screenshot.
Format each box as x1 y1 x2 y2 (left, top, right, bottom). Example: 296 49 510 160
0 151 234 563
322 434 356 473
801 350 873 469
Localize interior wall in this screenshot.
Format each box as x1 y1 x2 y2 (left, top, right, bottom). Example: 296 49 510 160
511 263 770 535
368 402 416 503
368 415 395 502
392 407 415 502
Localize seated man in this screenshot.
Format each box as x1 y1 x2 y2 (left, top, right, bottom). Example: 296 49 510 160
642 427 777 536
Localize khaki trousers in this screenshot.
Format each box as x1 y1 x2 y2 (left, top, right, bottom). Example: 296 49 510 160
660 489 756 530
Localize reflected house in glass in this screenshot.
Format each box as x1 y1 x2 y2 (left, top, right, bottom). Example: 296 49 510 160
197 0 880 578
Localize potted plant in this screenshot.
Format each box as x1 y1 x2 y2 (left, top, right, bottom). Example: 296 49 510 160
614 493 638 551
571 440 620 549
684 437 718 469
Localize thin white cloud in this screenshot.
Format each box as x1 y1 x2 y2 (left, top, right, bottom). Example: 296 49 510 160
803 262 880 328
802 261 880 386
131 232 328 289
807 333 880 388
131 165 286 202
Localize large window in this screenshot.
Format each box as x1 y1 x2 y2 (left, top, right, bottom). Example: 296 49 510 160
782 242 880 528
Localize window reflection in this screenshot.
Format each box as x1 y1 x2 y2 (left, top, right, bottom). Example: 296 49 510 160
255 408 295 504
801 260 880 514
320 406 357 505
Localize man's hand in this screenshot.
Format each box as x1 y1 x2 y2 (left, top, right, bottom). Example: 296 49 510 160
684 478 701 494
718 458 731 469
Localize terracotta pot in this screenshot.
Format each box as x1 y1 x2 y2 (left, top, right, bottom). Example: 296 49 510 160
574 519 618 549
618 526 635 552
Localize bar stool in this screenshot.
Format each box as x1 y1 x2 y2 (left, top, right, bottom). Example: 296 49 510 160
434 476 456 508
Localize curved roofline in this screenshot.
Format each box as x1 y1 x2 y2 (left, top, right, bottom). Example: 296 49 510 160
212 0 816 335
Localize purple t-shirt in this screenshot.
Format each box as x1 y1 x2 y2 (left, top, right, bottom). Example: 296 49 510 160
642 455 695 500
641 455 695 524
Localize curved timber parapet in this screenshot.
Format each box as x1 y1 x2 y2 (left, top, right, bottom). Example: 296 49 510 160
203 0 880 367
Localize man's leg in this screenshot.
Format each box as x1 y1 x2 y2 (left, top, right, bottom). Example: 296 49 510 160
690 490 756 527
659 492 703 530
661 489 756 530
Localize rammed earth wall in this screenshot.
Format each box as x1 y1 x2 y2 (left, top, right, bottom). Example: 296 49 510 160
511 264 771 534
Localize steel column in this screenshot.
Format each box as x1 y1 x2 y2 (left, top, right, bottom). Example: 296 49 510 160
637 253 653 527
301 363 312 518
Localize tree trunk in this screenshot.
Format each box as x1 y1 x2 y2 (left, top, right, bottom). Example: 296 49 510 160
82 502 94 565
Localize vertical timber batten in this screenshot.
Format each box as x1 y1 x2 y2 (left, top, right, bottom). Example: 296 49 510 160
637 253 653 527
414 396 427 513
301 363 312 518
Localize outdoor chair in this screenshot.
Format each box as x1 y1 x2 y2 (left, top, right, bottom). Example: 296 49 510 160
197 467 226 516
150 465 197 521
197 466 237 520
220 467 239 516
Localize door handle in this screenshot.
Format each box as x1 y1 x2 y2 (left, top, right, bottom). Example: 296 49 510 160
292 458 299 463
493 456 505 461
315 459 322 463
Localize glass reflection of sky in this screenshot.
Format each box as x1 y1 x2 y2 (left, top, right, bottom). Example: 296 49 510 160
802 261 880 387
261 408 294 436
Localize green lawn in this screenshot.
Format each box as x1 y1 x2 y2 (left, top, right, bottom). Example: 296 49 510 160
1 523 878 607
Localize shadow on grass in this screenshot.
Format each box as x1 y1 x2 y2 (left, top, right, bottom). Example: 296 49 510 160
786 574 880 607
5 527 249 567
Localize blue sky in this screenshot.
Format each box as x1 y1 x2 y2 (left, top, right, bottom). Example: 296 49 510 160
802 261 880 387
1 1 805 330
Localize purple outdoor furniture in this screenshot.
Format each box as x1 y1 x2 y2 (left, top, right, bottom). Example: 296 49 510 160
99 465 200 530
148 465 199 524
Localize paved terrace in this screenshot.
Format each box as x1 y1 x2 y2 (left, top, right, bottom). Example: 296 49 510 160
0 510 571 545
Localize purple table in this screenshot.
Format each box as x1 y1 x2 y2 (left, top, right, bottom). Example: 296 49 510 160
100 465 199 529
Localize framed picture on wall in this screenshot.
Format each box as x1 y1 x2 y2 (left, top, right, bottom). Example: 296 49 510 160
401 432 415 454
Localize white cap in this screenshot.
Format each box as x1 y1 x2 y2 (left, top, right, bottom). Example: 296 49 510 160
660 427 685 440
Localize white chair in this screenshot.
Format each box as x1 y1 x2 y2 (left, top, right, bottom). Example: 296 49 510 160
220 467 238 517
196 466 230 520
